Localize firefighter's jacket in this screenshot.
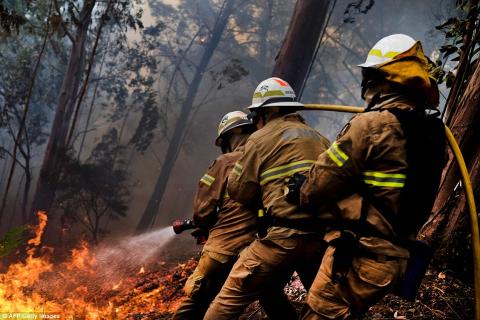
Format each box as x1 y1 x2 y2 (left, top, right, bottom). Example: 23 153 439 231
194 146 257 256
227 113 330 238
300 97 426 258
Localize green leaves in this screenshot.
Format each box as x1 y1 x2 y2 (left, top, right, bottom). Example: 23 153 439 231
0 2 27 36
0 226 26 258
439 44 459 57
433 0 480 88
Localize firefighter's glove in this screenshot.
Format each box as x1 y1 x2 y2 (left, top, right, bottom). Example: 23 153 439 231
191 228 208 245
285 173 307 205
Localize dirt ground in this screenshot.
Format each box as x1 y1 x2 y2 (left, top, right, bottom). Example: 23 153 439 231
112 247 474 320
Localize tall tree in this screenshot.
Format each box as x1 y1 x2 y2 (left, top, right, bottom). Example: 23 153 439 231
271 0 331 94
31 0 98 217
421 0 480 279
31 0 143 223
136 0 237 232
0 1 53 223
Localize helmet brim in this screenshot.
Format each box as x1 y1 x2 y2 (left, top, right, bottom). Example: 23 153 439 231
247 101 304 110
357 61 380 68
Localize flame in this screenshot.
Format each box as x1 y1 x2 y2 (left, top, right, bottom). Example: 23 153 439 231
0 210 193 318
66 240 96 272
112 280 122 290
27 210 47 247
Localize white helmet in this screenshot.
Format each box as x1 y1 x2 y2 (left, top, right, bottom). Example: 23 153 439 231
215 111 253 146
358 34 416 68
247 77 304 110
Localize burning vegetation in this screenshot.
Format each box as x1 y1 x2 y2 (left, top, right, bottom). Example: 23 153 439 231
0 211 194 319
0 211 474 319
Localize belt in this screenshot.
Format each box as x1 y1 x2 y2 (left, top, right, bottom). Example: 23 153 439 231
270 217 325 234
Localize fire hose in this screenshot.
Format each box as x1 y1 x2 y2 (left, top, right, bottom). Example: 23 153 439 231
304 103 480 320
172 219 207 244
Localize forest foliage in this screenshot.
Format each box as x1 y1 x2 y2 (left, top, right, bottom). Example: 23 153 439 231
0 0 475 258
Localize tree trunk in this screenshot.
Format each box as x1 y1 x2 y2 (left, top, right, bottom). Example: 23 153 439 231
77 36 110 160
257 0 273 81
0 141 11 188
420 2 480 260
21 167 31 225
271 0 331 94
135 0 236 233
66 0 112 149
421 63 480 282
11 172 25 227
31 1 96 219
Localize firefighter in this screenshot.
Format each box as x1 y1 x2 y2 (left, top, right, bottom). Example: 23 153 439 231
173 111 294 320
287 34 447 319
203 77 330 319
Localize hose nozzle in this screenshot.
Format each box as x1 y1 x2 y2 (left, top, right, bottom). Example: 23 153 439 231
172 219 196 234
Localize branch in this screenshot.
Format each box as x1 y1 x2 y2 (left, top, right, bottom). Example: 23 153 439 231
53 0 75 42
324 31 363 61
66 0 113 149
0 8 51 220
0 147 27 171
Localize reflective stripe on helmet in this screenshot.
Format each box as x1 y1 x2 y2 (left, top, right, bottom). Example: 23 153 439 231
368 49 401 59
253 90 286 98
222 116 247 129
259 160 315 186
216 111 252 146
363 171 406 188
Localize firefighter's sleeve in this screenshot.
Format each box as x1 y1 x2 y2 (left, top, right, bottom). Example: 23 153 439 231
193 157 226 230
300 115 370 207
227 139 262 206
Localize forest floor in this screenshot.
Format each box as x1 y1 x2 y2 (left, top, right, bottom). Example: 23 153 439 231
111 240 474 320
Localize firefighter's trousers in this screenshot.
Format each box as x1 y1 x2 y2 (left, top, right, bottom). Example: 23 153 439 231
301 246 407 320
203 234 326 320
172 249 296 320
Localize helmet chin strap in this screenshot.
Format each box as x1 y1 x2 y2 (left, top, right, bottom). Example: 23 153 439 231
220 133 248 154
362 83 384 111
247 110 266 128
220 138 232 154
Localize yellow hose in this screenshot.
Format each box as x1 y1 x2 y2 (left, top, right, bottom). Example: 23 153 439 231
445 126 480 320
303 103 365 113
303 103 480 319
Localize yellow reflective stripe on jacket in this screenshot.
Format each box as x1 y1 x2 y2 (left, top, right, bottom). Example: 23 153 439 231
232 163 243 176
363 171 406 188
223 189 230 199
259 160 315 186
200 174 215 186
327 141 349 167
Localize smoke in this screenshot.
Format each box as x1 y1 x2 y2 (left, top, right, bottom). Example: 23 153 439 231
0 0 452 239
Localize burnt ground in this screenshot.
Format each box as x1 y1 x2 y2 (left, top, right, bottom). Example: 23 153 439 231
111 248 474 320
